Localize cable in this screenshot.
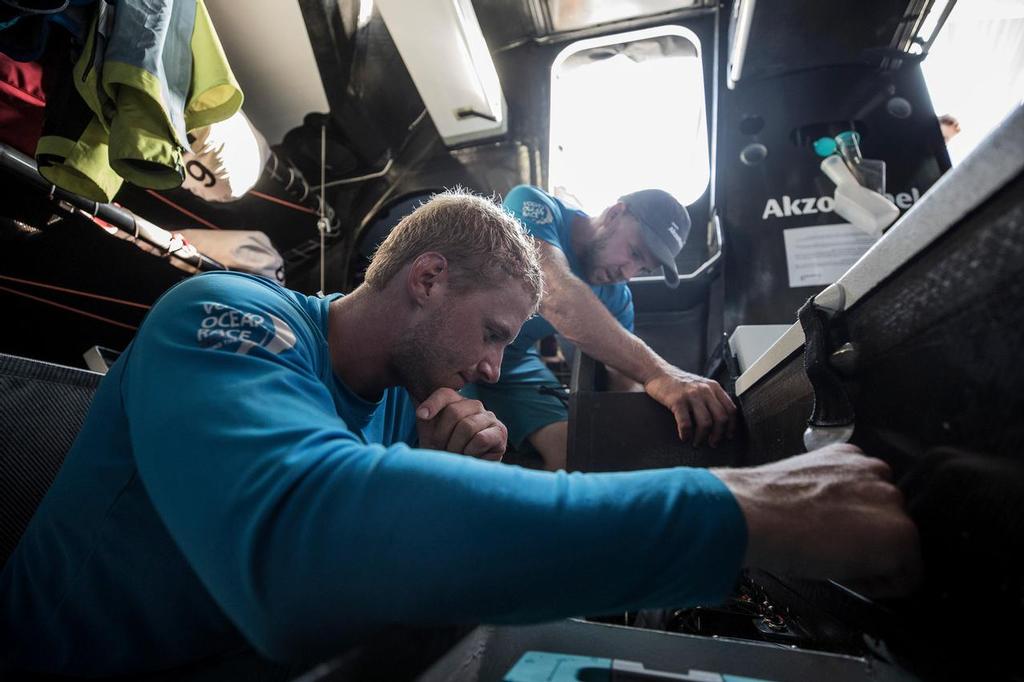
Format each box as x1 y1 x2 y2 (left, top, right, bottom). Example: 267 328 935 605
145 189 222 230
0 285 139 331
309 108 420 192
320 125 326 224
316 157 394 190
407 108 427 132
248 190 318 215
318 123 327 296
0 274 151 309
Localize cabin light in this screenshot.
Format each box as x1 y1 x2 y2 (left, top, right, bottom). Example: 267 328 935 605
376 0 507 146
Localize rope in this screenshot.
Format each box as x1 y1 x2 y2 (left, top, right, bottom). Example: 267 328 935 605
249 190 318 215
316 158 394 190
145 190 222 230
0 285 139 331
0 274 151 310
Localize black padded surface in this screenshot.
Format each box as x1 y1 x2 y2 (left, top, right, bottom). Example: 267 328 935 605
0 353 100 567
740 169 1024 467
737 169 1024 680
567 347 745 472
718 59 948 330
566 297 735 472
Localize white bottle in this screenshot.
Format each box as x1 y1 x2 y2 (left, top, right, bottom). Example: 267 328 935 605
820 155 900 237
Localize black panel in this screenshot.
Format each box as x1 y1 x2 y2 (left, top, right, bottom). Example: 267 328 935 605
739 0 915 83
847 183 1024 461
568 348 745 472
567 388 745 472
718 59 949 329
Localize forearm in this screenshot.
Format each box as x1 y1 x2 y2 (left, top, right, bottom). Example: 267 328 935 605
543 277 668 383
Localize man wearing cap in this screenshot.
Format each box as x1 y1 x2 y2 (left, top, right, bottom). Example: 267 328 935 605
464 185 736 471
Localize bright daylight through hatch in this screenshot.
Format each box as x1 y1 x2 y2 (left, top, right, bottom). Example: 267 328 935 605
549 28 710 213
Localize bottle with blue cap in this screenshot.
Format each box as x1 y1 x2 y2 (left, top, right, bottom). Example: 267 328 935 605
835 130 887 194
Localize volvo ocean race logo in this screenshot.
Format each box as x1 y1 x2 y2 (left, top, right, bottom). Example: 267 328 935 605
521 200 554 224
761 188 921 220
196 303 296 355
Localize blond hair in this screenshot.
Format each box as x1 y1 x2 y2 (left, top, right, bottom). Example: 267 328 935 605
364 188 543 307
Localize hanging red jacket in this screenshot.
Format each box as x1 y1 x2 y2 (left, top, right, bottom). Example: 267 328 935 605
0 51 44 155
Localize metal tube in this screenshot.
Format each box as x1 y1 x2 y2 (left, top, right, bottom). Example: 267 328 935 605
0 143 225 272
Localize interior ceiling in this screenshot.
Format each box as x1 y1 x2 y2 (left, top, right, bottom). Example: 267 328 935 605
198 1 719 151
473 0 716 48
542 0 711 33
204 1 330 146
137 1 936 166
737 0 918 83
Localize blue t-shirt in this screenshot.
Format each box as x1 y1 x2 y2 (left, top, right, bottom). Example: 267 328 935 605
0 271 746 677
503 185 634 356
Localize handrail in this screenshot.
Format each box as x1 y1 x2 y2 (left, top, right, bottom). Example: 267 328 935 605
0 143 225 273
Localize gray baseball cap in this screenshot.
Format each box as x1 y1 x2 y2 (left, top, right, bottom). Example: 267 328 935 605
619 189 690 288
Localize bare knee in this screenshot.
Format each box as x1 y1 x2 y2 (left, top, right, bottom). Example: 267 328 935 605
528 421 568 471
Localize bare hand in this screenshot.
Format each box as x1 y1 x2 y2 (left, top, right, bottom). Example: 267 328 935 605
644 368 736 446
416 388 507 461
712 443 922 596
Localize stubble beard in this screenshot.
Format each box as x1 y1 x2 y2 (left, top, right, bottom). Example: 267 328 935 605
392 311 461 402
578 230 612 283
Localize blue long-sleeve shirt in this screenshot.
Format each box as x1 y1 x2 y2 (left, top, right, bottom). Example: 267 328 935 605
0 272 746 676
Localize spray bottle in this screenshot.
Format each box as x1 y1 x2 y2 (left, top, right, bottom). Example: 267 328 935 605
820 154 899 237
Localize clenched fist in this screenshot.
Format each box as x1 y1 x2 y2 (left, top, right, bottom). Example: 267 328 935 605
416 388 507 461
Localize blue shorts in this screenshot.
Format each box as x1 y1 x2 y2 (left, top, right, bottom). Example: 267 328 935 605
462 347 567 448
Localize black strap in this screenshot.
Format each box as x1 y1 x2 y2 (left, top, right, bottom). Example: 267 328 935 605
798 296 854 428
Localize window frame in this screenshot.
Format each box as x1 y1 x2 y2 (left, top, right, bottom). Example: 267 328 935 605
547 25 711 213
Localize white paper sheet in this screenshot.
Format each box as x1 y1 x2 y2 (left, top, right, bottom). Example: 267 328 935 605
783 223 879 288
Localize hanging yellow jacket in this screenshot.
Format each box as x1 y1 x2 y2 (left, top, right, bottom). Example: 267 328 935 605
36 0 242 202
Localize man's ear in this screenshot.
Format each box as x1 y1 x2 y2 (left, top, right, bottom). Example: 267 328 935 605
607 201 627 220
406 252 449 306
